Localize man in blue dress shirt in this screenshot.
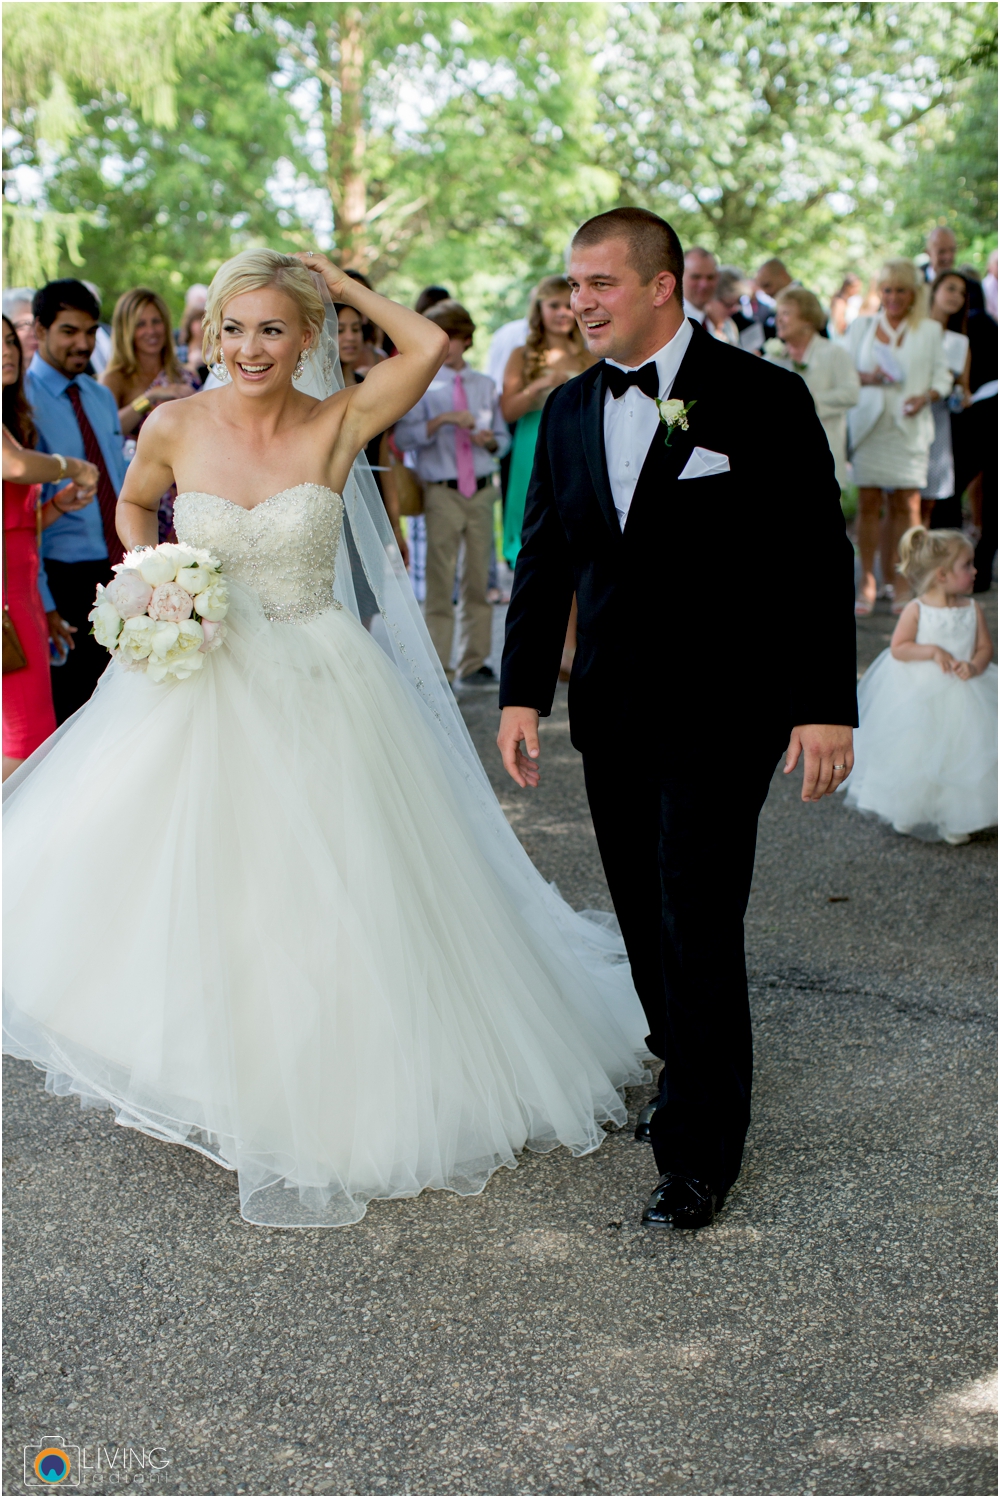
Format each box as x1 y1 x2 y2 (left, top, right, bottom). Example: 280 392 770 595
27 281 129 722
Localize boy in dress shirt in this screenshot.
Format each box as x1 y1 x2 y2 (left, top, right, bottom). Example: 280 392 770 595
394 301 510 684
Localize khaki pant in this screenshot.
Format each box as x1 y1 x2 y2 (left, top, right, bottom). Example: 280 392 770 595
423 481 495 679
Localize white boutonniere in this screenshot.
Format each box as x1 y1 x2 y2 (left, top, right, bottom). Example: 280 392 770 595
763 337 787 359
654 397 696 448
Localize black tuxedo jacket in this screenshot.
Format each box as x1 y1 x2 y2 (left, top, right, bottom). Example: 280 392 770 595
499 323 858 752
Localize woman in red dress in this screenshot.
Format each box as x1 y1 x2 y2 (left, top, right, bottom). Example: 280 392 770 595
2 315 99 779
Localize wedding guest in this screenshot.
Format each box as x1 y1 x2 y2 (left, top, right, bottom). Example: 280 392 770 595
2 315 98 776
829 273 864 339
983 250 998 323
336 299 410 619
842 526 996 844
345 269 390 365
26 279 129 722
2 289 38 364
82 282 112 375
394 300 510 684
414 286 451 315
501 276 595 567
177 303 208 386
950 278 998 591
100 287 197 541
922 272 972 529
681 247 717 326
765 287 860 488
845 259 952 614
755 258 795 338
703 268 746 346
500 276 594 680
924 227 957 281
487 313 531 394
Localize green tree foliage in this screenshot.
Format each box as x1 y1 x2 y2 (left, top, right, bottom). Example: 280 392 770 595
2 3 299 311
593 1 997 283
2 1 995 329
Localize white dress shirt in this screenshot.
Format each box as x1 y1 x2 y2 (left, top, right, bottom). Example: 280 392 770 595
603 317 694 529
486 317 530 394
682 298 706 325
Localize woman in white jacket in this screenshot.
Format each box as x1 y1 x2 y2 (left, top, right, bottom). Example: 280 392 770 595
766 286 860 488
845 259 953 614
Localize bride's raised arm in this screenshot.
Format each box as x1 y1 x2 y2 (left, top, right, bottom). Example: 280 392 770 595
295 253 448 456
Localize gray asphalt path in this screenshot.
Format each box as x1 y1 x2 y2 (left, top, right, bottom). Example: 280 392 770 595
4 596 996 1497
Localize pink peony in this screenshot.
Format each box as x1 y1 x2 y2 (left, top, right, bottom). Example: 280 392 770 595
147 581 194 623
198 619 226 654
107 569 153 619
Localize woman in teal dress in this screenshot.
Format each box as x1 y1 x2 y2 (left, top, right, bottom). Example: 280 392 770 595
501 276 594 676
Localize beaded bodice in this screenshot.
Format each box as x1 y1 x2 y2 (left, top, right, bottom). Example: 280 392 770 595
173 485 344 623
915 599 977 661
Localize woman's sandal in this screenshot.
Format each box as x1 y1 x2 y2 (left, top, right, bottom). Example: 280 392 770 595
854 596 876 617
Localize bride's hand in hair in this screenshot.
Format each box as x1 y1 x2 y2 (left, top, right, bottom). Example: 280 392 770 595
294 252 353 302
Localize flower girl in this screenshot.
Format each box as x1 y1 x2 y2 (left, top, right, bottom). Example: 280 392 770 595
842 526 997 843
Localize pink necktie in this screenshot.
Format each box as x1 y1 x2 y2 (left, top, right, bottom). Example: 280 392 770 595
452 371 478 498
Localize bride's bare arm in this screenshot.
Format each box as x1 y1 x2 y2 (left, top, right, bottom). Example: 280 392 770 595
295 253 449 450
115 402 182 551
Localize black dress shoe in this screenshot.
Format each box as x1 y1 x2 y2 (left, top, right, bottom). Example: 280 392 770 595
641 1173 725 1230
633 1066 666 1142
460 665 496 683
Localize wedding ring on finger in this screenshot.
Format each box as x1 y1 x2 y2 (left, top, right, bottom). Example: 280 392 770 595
832 763 847 772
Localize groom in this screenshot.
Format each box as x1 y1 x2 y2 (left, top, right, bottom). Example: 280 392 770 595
498 208 857 1230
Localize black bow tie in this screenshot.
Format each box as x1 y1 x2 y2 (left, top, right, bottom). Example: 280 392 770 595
604 361 659 400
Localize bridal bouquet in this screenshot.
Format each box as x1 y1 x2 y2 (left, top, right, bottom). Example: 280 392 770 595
89 542 229 683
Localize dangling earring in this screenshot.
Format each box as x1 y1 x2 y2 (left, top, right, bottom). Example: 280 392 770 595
293 353 307 379
212 359 231 383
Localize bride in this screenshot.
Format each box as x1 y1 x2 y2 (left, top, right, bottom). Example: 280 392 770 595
3 249 647 1227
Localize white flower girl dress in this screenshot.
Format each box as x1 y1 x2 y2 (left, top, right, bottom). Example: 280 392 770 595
841 599 997 841
3 483 648 1226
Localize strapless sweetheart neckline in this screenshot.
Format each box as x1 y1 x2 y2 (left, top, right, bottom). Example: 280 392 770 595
175 483 342 515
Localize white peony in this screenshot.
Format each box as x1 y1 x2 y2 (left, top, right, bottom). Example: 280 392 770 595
107 568 153 619
146 618 205 681
157 541 219 572
175 563 216 598
136 550 179 587
763 337 787 359
193 578 229 621
118 614 158 662
89 600 123 650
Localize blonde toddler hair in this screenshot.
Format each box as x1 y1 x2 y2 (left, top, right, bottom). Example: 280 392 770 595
202 249 326 366
898 526 971 595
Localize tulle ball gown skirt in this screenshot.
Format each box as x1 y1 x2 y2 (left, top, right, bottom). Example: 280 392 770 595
3 584 647 1226
842 652 998 840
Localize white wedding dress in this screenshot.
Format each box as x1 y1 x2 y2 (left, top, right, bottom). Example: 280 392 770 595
3 483 648 1226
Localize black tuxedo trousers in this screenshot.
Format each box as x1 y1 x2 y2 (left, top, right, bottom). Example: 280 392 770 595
500 327 858 1195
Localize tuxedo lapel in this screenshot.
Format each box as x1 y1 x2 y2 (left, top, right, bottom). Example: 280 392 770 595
580 366 621 540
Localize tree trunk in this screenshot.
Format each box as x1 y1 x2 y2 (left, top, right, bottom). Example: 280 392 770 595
325 6 368 270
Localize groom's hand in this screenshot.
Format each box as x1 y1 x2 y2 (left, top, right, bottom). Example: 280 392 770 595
784 724 854 802
498 706 541 788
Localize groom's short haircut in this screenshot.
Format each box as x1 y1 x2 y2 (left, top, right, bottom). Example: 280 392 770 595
571 209 684 299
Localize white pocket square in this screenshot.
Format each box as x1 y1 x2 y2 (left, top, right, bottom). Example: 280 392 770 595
678 446 731 480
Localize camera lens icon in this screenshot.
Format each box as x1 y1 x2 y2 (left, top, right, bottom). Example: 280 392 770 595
34 1449 72 1485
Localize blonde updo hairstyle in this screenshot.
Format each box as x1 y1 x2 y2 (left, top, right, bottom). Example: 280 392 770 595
202 249 326 367
877 257 928 327
898 526 971 594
